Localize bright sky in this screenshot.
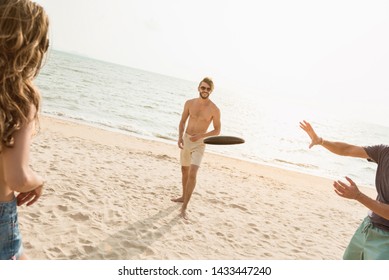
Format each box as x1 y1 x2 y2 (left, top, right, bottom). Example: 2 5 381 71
35 0 389 126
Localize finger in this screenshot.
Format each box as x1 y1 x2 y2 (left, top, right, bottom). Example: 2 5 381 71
336 180 349 188
333 181 345 192
16 191 30 198
16 192 29 201
18 192 34 206
16 193 29 206
18 196 32 206
334 187 345 195
345 176 355 186
26 195 39 206
299 123 309 131
334 188 344 197
16 195 26 206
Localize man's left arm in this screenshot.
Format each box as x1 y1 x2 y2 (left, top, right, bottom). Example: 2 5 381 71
334 177 389 220
202 107 221 139
208 107 221 137
357 193 389 220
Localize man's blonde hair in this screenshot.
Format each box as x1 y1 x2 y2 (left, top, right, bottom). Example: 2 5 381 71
199 77 214 92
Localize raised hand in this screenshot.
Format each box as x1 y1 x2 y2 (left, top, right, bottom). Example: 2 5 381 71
299 120 322 148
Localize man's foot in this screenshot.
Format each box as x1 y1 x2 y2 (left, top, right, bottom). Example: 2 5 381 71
180 208 188 220
171 196 184 203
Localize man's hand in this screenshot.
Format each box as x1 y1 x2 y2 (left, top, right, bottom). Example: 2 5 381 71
299 120 322 148
178 137 184 149
333 176 361 200
189 134 202 142
16 184 43 206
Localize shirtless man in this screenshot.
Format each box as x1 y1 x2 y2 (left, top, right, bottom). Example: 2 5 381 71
172 77 221 219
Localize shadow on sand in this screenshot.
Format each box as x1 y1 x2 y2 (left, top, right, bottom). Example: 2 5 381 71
85 205 180 259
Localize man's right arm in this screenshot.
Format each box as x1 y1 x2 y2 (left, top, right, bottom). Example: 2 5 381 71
178 100 190 148
321 140 369 159
300 120 369 159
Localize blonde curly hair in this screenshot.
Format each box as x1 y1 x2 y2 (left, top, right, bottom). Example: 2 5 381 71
0 0 49 150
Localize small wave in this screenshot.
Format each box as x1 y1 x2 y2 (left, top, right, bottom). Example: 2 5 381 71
153 133 175 142
116 125 137 134
274 159 318 169
46 111 65 117
42 111 89 124
167 111 181 116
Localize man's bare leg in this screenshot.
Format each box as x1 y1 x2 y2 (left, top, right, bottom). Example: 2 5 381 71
171 166 189 202
180 164 199 219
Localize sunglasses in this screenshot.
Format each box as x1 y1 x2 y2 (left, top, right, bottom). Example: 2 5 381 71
200 86 211 91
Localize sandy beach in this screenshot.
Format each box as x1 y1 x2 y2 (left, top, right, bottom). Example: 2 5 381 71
19 115 376 260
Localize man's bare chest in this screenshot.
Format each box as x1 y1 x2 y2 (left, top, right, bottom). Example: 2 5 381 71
189 107 212 122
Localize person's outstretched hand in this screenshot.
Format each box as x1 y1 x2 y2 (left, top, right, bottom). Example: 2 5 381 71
299 120 322 148
333 176 361 200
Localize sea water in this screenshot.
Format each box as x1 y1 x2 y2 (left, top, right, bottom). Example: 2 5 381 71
35 50 389 189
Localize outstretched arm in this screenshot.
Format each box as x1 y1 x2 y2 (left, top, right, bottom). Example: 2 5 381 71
299 120 369 159
334 177 389 220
